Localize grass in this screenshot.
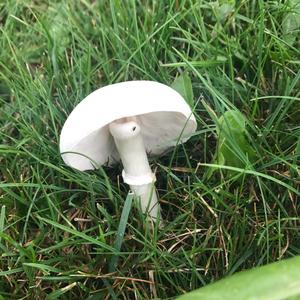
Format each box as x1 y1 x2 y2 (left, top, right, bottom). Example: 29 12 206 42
0 0 300 299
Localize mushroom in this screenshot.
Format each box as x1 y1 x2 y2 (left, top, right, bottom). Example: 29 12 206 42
60 81 197 221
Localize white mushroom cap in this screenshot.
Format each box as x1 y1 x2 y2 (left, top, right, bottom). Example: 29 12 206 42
60 80 197 171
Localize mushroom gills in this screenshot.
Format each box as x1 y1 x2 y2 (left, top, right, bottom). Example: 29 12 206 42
109 118 161 221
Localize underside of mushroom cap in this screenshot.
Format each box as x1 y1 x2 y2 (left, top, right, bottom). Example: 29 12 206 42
60 81 197 171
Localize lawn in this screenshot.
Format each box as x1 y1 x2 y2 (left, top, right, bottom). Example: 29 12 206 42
0 0 300 299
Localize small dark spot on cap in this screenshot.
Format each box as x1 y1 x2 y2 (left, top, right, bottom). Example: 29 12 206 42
132 126 136 131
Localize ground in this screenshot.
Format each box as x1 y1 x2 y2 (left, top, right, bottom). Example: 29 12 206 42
0 1 299 299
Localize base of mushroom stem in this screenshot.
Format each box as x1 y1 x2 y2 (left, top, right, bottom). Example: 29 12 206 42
130 183 162 223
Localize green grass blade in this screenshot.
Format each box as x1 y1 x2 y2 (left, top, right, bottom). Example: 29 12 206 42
37 216 117 253
0 206 5 244
46 282 78 300
108 192 133 273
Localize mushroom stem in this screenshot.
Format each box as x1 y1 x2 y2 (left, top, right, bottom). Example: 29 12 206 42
109 119 161 221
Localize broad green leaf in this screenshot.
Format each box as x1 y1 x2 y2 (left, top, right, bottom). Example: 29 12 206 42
218 4 235 21
282 1 300 45
46 3 70 77
217 109 245 133
49 3 70 54
171 72 194 108
177 256 300 300
215 110 256 171
212 0 235 22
